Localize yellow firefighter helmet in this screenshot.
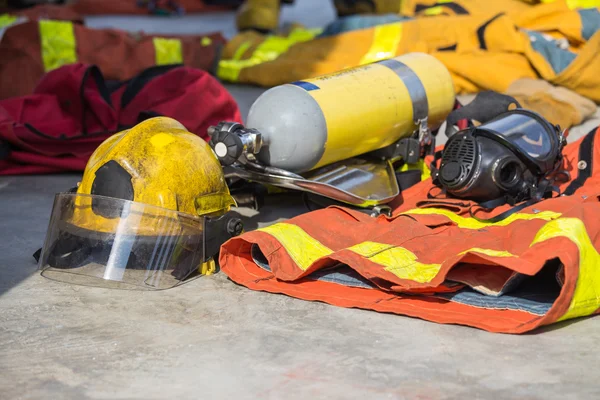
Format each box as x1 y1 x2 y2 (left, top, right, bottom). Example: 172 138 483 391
37 117 242 290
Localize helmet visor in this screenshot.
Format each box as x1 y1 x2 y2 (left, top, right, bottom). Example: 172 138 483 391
38 193 207 290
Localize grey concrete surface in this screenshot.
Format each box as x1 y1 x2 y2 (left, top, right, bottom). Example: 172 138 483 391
2 1 600 399
2 178 600 400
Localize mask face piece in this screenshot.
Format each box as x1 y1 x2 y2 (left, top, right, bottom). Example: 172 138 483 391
437 109 564 204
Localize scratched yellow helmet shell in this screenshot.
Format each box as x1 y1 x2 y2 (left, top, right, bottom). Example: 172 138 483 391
38 117 242 290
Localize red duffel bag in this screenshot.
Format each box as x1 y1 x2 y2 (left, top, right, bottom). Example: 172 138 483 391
0 62 242 175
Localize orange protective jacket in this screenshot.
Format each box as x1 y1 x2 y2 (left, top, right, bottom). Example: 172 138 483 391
220 126 600 333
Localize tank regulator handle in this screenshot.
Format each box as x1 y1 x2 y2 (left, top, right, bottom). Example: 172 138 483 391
208 122 263 166
208 122 245 166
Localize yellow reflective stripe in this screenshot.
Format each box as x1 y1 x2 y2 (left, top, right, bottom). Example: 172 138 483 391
569 0 600 8
39 20 77 72
458 248 516 257
530 218 600 321
200 36 212 46
360 23 403 65
568 0 600 9
397 159 431 181
0 14 17 28
423 6 444 15
257 223 332 271
541 0 600 9
217 27 321 82
401 208 562 230
421 0 454 15
348 241 441 283
153 37 183 65
232 40 252 61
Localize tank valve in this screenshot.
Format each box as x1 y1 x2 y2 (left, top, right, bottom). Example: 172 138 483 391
208 122 263 165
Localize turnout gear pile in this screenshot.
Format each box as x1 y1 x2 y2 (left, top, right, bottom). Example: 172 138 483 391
0 0 240 16
217 0 600 108
235 0 283 33
0 18 226 99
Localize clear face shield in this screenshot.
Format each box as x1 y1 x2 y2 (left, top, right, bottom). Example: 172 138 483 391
38 193 241 290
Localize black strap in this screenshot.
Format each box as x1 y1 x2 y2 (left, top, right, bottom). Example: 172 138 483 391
429 150 444 185
82 66 112 106
563 128 597 196
137 111 164 123
476 13 504 50
437 43 457 51
41 233 94 269
469 180 559 223
120 64 183 110
469 197 538 223
23 123 116 141
416 198 471 213
444 91 521 137
396 169 422 191
415 2 469 15
80 66 113 135
209 41 224 76
0 140 12 160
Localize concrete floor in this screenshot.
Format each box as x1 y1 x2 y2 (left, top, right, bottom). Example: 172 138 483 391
2 2 600 399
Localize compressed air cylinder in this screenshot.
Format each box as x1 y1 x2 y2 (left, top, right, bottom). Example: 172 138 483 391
246 52 456 173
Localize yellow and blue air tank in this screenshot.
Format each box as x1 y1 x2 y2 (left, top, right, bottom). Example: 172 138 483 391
244 53 456 173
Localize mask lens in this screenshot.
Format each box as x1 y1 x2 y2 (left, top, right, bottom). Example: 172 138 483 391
482 113 552 158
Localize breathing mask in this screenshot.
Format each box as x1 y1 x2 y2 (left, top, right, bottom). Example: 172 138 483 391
432 98 567 222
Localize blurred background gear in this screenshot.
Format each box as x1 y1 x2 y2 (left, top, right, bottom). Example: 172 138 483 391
136 0 185 16
235 0 295 32
3 0 66 9
236 0 279 32
506 78 597 130
334 0 403 16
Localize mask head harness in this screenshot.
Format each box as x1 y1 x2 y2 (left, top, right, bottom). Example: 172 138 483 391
430 93 568 222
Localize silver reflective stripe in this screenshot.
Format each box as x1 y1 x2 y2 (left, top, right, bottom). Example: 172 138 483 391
377 58 429 122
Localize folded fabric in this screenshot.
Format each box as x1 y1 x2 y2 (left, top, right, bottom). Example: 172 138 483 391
506 78 597 129
0 63 241 175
